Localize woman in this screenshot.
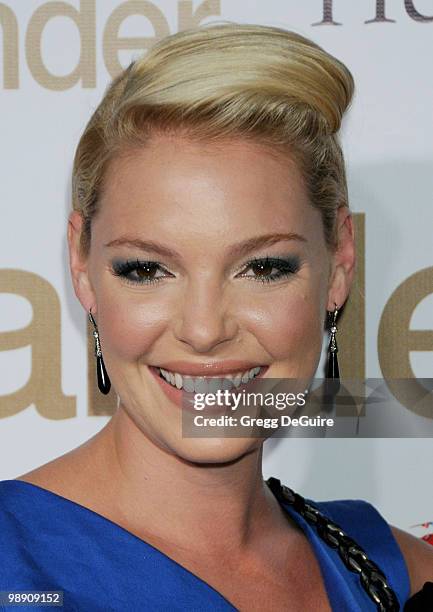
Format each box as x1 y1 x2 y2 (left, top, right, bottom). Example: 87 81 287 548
1 22 432 611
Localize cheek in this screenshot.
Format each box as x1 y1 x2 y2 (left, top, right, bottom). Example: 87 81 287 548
253 295 322 356
96 289 171 362
239 273 326 373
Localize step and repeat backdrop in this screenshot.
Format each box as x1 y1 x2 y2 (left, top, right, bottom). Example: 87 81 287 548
1 1 432 534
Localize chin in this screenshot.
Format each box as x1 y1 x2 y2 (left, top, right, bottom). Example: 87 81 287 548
167 436 262 466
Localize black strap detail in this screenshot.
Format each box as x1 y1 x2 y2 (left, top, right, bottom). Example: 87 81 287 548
266 477 400 611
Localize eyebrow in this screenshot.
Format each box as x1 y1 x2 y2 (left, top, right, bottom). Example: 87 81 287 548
104 232 307 259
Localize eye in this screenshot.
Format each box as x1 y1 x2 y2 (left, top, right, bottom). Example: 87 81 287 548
111 259 173 285
237 256 300 283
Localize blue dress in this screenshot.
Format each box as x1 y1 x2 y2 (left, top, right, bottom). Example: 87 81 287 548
0 479 409 611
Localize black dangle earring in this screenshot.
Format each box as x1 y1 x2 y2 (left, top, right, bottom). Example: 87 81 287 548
89 309 111 395
325 303 340 396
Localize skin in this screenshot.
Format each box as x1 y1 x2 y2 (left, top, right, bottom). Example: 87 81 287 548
76 134 341 463
19 133 433 607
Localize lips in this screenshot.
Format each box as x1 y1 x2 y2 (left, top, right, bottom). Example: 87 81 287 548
157 365 263 392
151 360 267 376
148 364 269 407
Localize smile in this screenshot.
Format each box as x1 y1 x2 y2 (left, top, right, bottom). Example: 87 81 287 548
157 366 264 392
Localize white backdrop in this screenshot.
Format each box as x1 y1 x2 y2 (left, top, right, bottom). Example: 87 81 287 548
1 0 432 535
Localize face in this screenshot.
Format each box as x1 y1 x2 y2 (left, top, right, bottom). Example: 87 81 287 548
69 133 355 463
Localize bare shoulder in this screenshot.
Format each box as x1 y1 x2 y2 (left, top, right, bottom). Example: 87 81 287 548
16 457 73 490
390 524 433 595
14 441 101 501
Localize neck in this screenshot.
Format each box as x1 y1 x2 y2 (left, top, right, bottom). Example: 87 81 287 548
87 404 289 560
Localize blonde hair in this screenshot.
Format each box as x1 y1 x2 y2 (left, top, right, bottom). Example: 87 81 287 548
72 22 354 256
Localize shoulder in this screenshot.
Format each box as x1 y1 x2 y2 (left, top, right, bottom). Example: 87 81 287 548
389 524 433 596
306 496 421 603
317 497 433 596
10 443 106 504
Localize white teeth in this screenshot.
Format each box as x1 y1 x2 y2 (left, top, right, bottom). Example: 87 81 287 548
233 373 242 388
194 378 208 393
221 378 233 391
157 366 263 391
183 376 195 393
209 378 221 393
174 372 182 389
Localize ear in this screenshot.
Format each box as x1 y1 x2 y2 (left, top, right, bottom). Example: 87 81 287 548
67 211 96 314
327 206 356 311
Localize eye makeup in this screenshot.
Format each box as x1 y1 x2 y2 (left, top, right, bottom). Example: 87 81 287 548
237 255 301 284
110 254 301 286
111 259 171 285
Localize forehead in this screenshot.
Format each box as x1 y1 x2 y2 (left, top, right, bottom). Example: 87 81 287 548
96 133 321 243
101 133 306 202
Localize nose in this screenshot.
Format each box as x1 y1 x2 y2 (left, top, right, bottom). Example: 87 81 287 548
173 278 239 353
